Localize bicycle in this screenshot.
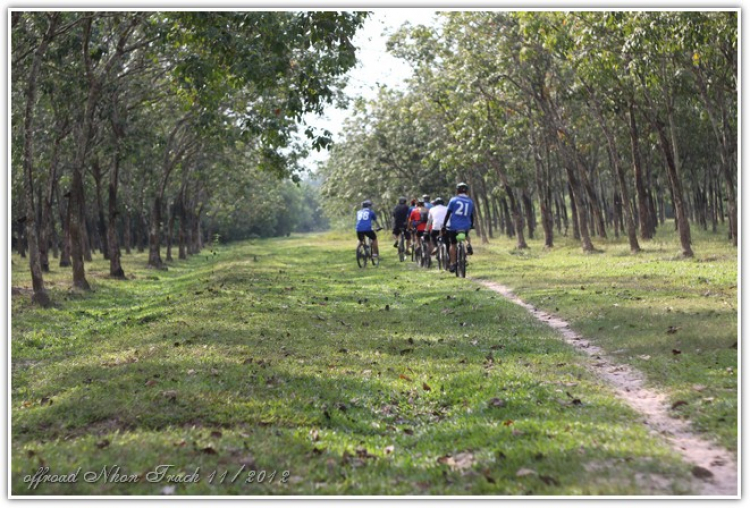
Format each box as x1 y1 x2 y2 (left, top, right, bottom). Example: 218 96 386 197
455 230 468 278
436 234 449 271
356 228 382 268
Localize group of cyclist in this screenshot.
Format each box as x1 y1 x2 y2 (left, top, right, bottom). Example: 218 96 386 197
354 182 474 273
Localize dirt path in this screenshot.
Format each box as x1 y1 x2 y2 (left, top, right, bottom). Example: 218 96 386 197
474 279 738 497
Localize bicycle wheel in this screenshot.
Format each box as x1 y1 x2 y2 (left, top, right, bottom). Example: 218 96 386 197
456 243 466 278
422 240 431 268
398 234 405 262
356 244 366 268
371 251 380 267
439 242 449 271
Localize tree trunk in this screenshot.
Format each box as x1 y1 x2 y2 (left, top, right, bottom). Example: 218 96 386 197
58 190 71 267
655 120 693 257
123 209 132 255
628 102 654 240
92 159 109 260
107 140 125 277
505 185 527 249
39 127 65 272
148 195 165 269
166 200 175 262
21 13 59 306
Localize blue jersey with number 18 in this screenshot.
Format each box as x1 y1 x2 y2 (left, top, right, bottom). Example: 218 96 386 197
446 195 473 231
355 208 377 232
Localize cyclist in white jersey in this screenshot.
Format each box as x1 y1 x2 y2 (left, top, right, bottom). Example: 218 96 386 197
426 197 448 255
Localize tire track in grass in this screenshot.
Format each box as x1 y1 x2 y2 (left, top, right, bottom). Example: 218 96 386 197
473 278 738 497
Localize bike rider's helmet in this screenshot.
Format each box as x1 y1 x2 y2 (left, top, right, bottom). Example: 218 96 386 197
398 197 407 204
417 198 425 206
422 194 430 202
362 200 372 208
433 197 444 205
456 182 469 193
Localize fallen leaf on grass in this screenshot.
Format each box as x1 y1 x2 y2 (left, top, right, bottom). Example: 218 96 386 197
667 326 681 334
95 439 110 449
692 384 707 392
672 349 682 355
540 474 560 486
200 446 217 455
489 398 506 408
210 431 223 439
503 419 514 426
671 400 689 410
516 468 536 477
422 382 432 392
438 452 474 471
399 374 413 382
162 390 178 401
145 379 158 387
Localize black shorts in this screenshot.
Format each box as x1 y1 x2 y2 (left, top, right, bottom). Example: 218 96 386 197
357 231 377 242
446 229 469 245
392 225 411 240
430 230 444 243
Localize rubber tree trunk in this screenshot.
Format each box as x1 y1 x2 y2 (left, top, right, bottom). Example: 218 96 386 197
58 189 71 267
148 195 165 269
92 159 109 260
21 13 58 306
505 184 527 249
628 102 654 240
107 126 125 278
39 128 65 272
654 120 692 257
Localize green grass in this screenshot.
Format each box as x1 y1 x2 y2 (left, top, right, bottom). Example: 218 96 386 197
471 222 738 451
9 227 735 495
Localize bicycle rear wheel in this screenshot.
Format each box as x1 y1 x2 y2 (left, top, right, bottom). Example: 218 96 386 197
398 234 405 262
421 240 431 268
438 242 449 271
456 243 466 278
356 244 366 268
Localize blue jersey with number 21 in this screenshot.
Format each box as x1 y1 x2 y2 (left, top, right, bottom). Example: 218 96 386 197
446 195 473 231
355 208 377 232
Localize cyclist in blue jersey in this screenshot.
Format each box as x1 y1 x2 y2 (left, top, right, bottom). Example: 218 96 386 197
442 182 475 273
355 200 382 258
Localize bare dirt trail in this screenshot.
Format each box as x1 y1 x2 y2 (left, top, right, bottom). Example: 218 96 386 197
473 278 738 497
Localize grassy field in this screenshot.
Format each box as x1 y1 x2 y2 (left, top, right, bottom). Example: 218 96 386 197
9 225 737 496
470 223 738 451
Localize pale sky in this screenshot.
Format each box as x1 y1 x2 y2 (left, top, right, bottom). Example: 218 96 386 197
301 9 441 172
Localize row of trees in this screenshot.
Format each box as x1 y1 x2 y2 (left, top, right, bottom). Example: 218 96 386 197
320 11 737 257
12 11 367 306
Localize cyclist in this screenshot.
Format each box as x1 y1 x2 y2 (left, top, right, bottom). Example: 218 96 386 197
426 197 448 255
442 182 475 273
422 195 433 211
356 200 382 259
391 196 411 250
409 198 430 254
